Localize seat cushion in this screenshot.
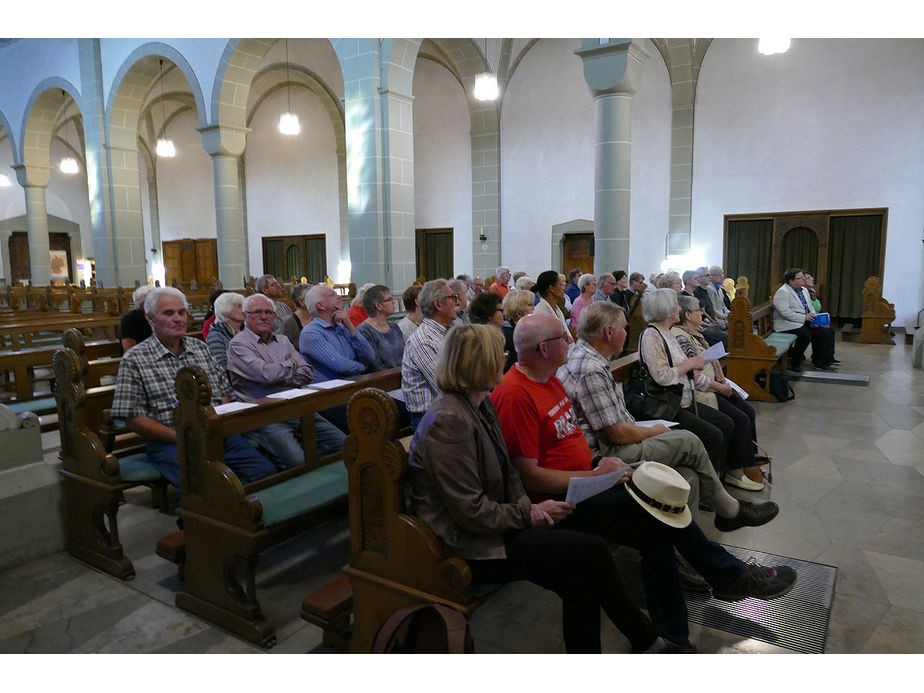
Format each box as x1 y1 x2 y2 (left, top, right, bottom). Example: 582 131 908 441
765 332 797 358
7 396 56 415
255 462 349 527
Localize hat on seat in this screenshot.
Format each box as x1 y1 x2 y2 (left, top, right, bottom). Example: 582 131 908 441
625 461 692 529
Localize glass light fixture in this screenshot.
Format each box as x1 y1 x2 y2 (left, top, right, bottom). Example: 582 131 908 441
473 73 499 101
758 38 791 55
59 90 79 175
0 173 11 187
156 59 176 158
278 39 300 135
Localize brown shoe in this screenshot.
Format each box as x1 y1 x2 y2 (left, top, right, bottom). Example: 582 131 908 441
744 466 765 484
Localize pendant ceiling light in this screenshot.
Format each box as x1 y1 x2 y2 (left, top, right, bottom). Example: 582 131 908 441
59 90 79 175
473 39 499 102
0 174 11 187
758 38 791 55
278 39 300 135
156 59 176 158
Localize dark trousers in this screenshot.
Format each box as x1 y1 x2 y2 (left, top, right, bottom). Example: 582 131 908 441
468 526 658 653
674 403 734 471
716 394 758 469
809 325 836 366
557 483 741 646
782 324 812 368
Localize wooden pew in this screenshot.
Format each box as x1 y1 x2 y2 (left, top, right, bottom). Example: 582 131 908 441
725 296 796 402
624 286 647 353
858 276 896 344
0 312 122 350
302 353 643 652
171 365 403 648
53 342 169 581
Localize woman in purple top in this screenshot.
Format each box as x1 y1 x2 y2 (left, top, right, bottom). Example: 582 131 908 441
356 284 405 371
569 273 596 330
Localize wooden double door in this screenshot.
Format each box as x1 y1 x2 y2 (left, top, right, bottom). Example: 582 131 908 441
163 239 218 288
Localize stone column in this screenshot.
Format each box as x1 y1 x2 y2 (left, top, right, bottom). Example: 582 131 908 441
470 101 501 280
199 125 249 287
575 39 649 275
12 165 52 286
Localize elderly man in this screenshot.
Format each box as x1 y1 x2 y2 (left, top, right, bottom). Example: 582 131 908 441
705 266 731 327
111 286 276 487
120 284 154 353
593 273 618 302
773 267 837 372
447 278 471 326
490 312 797 651
466 276 485 303
299 283 375 382
227 293 345 468
402 279 461 430
255 274 293 333
489 266 511 299
557 301 777 530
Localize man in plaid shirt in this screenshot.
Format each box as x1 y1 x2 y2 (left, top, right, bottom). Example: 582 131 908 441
556 301 777 533
111 286 276 487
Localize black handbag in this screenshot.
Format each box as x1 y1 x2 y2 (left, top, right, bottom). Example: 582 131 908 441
625 327 685 420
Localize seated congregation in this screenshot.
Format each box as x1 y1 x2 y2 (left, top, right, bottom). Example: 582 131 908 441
49 260 813 653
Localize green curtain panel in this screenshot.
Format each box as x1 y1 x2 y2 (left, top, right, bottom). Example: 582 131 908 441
780 227 819 278
726 219 773 303
425 232 453 281
305 237 327 283
263 239 284 280
286 245 302 282
827 214 883 319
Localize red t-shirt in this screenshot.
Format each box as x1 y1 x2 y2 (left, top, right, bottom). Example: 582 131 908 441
491 366 594 487
488 282 510 299
347 304 368 327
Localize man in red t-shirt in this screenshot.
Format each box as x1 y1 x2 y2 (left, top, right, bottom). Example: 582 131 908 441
491 314 798 652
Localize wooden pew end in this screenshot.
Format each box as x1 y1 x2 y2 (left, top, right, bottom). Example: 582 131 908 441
301 574 353 651
156 530 186 580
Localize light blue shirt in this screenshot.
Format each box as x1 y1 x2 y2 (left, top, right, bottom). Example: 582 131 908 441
299 318 375 382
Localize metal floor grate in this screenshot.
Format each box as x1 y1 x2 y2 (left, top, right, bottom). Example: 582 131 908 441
615 544 837 654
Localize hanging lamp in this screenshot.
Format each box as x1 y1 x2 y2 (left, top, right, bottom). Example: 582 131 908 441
59 90 79 174
155 59 176 158
278 39 300 135
758 38 791 55
473 39 499 101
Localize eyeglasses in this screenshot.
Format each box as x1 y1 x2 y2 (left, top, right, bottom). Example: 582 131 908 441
496 308 504 313
245 309 275 316
536 334 567 351
440 293 461 304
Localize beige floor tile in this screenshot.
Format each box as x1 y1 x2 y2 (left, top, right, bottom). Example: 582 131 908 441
862 550 924 612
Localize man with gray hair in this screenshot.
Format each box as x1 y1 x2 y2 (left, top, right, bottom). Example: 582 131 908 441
299 283 374 382
489 266 511 299
682 270 727 347
111 286 276 487
447 278 470 326
256 274 293 333
227 293 345 468
401 279 462 430
557 301 777 532
120 284 154 353
466 276 485 302
593 273 618 303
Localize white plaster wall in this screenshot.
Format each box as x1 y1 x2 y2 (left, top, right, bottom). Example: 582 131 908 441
244 86 341 277
412 58 473 277
693 38 924 325
500 38 672 278
154 109 216 240
0 39 81 152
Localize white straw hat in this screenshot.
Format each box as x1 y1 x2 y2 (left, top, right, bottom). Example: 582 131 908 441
624 461 693 529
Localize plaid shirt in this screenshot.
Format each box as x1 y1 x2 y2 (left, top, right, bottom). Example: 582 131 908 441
555 338 634 450
401 317 447 414
111 335 231 426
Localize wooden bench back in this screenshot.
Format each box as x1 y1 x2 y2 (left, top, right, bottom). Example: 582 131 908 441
859 276 895 344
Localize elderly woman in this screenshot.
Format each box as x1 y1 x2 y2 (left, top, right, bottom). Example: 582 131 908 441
397 284 423 342
672 295 764 488
200 288 227 340
501 289 535 372
569 273 596 330
409 324 661 654
533 270 574 344
638 289 762 491
356 284 405 371
280 282 313 352
469 291 504 327
347 282 375 327
658 272 683 293
205 291 245 370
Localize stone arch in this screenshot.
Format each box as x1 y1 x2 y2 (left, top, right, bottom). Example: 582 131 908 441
20 78 81 168
106 43 206 151
211 38 281 129
0 108 18 167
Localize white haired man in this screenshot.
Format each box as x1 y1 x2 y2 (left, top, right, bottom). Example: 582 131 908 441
255 274 292 333
489 266 511 299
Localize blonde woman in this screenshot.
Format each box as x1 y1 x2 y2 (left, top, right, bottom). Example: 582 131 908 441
501 289 535 372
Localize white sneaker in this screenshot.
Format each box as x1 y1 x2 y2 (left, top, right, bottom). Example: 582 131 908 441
723 473 764 492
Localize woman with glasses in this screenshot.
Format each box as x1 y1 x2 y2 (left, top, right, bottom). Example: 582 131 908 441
468 291 504 327
356 284 405 371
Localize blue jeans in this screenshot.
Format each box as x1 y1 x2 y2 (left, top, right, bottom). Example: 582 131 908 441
146 433 276 487
558 483 742 646
244 414 346 469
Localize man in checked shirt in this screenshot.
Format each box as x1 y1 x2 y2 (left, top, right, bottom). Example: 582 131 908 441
110 286 276 487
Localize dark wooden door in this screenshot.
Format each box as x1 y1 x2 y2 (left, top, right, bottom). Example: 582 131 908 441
562 233 594 275
415 228 453 281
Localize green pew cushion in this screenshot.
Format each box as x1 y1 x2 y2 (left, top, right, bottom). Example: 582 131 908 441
255 462 348 527
7 396 56 415
119 454 165 482
764 332 797 358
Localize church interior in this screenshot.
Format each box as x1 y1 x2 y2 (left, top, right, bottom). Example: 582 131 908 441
0 12 922 683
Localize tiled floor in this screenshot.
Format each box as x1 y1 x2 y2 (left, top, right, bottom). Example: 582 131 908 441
1 338 922 660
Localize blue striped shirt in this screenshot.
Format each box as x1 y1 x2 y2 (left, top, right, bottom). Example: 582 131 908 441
299 318 375 382
401 317 447 414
